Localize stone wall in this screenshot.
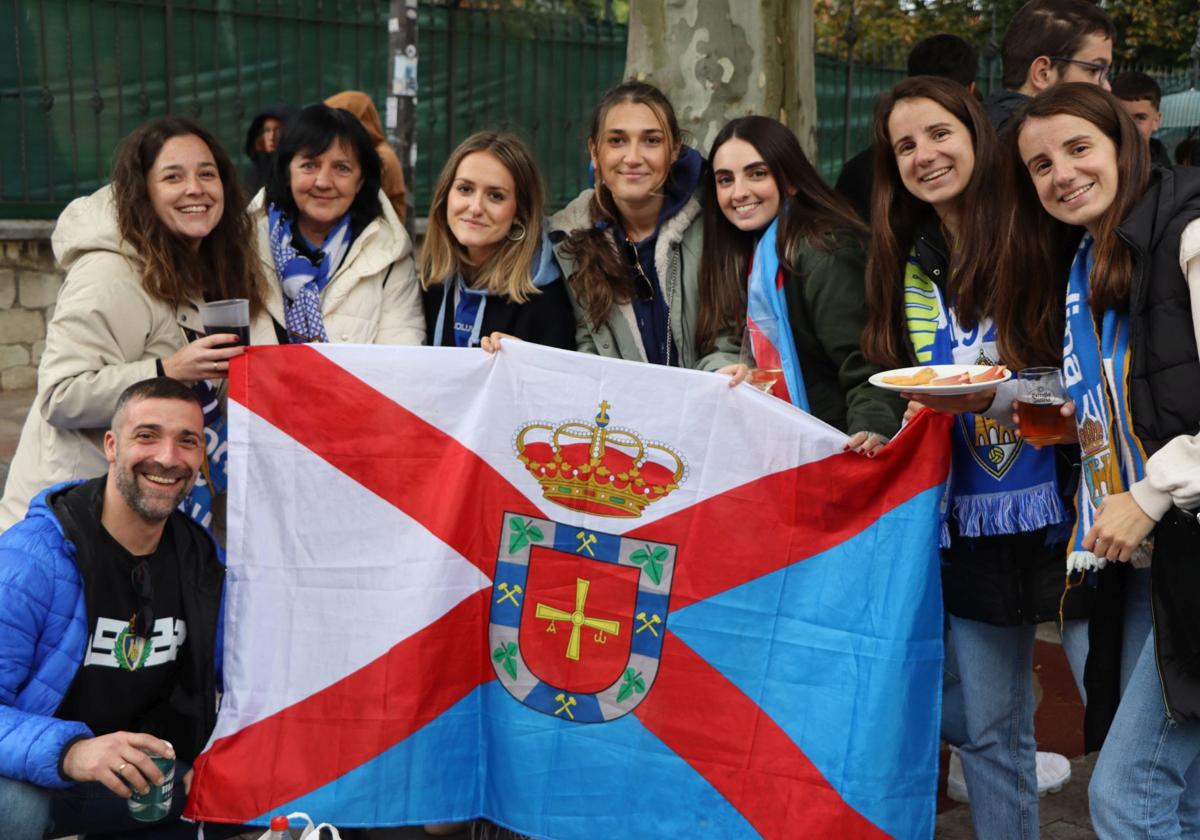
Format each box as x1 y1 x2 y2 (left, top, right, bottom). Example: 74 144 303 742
0 223 61 391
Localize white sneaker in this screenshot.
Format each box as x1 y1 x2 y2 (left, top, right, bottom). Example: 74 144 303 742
946 747 1072 802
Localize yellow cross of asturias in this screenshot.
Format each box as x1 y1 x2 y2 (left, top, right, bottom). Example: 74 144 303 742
535 577 620 661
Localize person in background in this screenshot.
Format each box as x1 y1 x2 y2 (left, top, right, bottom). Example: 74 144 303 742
1111 71 1172 167
1006 82 1200 838
836 33 979 221
421 131 573 349
865 76 1088 838
250 104 424 345
983 0 1115 134
0 378 223 840
325 91 408 224
0 117 266 533
698 115 902 452
549 81 705 367
241 104 296 201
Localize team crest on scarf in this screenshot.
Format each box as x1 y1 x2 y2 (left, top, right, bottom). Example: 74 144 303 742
514 402 687 519
1079 414 1119 510
958 349 1024 481
489 513 675 722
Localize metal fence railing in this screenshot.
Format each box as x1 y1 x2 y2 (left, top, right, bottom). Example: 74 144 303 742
1 0 389 219
3 7 1195 222
413 5 626 217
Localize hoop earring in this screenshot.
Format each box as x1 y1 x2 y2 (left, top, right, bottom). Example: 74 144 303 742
506 221 527 243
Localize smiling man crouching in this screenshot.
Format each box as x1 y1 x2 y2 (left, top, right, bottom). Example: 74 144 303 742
0 377 223 839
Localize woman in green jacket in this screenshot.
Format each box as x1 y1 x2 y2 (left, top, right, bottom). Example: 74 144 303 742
548 81 715 368
696 115 903 452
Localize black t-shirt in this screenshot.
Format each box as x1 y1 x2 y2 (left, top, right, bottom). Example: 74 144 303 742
56 521 187 737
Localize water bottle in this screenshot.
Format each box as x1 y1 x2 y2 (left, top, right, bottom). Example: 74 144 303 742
267 815 290 839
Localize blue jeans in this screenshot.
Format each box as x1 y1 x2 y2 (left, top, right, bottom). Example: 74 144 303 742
948 615 1041 840
1090 624 1200 837
1121 568 1154 694
0 768 191 840
943 618 1089 744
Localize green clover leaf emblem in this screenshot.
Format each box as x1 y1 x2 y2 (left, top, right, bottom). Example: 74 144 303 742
616 667 646 704
508 517 544 554
492 641 519 681
629 545 667 585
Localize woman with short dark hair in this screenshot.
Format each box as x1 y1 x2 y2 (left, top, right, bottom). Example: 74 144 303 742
249 103 423 345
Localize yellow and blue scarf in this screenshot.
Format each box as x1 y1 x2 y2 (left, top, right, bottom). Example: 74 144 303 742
903 251 1065 545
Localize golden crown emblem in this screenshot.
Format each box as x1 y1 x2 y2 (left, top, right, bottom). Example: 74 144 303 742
1079 416 1106 456
514 401 687 518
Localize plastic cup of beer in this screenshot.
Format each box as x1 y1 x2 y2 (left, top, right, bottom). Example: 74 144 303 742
198 298 251 347
128 749 175 822
746 368 783 394
1017 367 1069 445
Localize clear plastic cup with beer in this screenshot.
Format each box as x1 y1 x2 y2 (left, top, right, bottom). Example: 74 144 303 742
1017 367 1070 445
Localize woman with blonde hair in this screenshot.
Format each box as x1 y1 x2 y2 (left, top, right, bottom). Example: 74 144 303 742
421 132 573 348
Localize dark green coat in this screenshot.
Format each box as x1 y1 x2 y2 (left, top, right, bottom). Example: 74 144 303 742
777 233 904 437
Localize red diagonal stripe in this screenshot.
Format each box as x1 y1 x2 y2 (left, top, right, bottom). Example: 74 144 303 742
196 350 949 829
228 346 533 577
185 589 494 823
635 630 890 838
633 409 951 611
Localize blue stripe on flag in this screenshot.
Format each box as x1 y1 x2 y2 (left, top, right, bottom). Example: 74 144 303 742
265 682 758 837
668 486 944 840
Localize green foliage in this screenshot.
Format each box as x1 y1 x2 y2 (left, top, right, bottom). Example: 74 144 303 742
1106 0 1199 65
816 0 1199 66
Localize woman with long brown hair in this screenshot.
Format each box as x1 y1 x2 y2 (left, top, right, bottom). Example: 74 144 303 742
1005 83 1200 837
864 76 1086 840
695 115 901 450
548 81 704 367
0 117 267 531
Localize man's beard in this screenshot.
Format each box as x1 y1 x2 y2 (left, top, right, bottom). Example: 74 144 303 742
115 460 194 522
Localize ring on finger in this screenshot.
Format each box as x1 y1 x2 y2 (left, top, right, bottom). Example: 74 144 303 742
211 361 218 371
115 762 128 774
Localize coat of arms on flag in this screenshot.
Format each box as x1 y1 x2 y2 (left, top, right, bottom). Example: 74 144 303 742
185 341 951 839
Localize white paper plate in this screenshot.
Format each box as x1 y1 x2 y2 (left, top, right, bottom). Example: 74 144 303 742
869 364 1011 395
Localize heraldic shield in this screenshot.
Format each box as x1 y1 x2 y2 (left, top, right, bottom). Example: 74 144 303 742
489 512 676 723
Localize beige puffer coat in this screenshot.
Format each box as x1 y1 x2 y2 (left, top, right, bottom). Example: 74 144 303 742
249 189 424 345
0 186 274 530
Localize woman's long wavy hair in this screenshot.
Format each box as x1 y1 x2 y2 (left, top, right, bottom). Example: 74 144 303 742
420 131 547 303
863 76 1008 368
695 116 866 355
561 81 683 329
996 83 1150 369
111 117 264 315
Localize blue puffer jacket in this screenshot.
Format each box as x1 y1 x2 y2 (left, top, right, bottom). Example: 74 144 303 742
0 482 92 788
0 480 225 789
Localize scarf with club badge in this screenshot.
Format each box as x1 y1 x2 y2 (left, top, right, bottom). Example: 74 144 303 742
903 249 1065 546
1062 235 1151 572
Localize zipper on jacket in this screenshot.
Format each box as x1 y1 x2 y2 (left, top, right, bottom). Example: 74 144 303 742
1149 573 1176 725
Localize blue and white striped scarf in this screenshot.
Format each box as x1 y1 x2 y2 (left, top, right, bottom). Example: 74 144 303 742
1062 236 1149 572
267 204 352 343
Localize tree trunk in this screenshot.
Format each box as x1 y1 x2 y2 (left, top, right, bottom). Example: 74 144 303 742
624 0 817 158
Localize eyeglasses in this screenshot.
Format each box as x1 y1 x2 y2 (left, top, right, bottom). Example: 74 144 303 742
624 241 655 304
1049 56 1113 84
129 558 154 639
